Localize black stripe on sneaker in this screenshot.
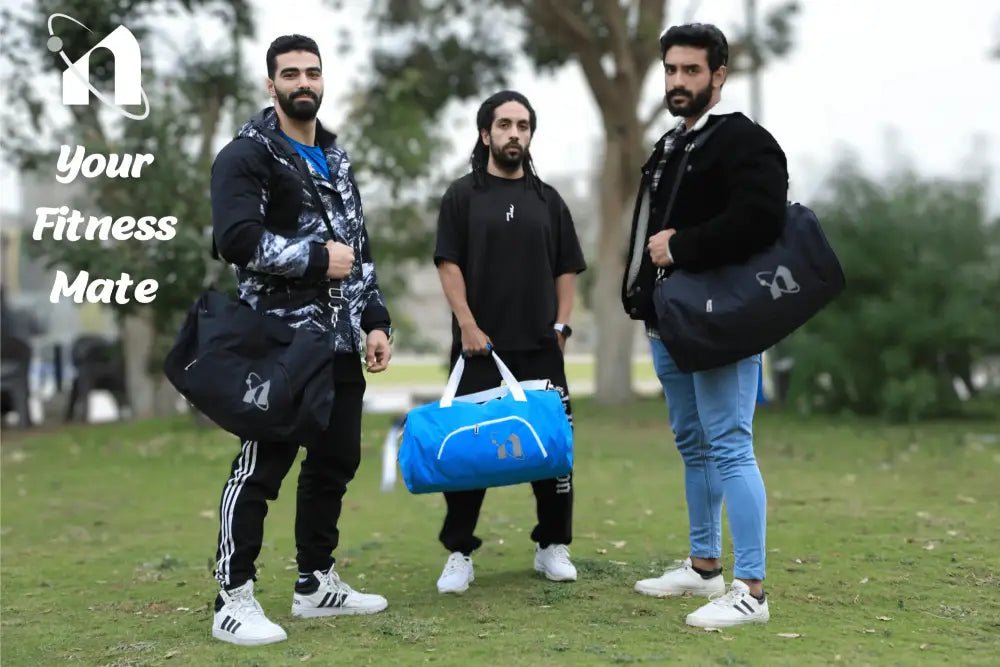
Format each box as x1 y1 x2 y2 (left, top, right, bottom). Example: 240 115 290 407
741 599 755 613
732 604 748 615
331 592 348 607
231 621 242 632
319 592 332 607
221 616 235 632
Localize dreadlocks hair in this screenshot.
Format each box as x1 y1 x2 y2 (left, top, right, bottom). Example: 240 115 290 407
469 90 545 200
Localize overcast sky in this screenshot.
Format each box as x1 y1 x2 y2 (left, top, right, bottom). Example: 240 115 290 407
3 0 998 213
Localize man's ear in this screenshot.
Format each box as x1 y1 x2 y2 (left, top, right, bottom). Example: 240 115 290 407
713 65 727 90
480 128 491 146
266 77 275 98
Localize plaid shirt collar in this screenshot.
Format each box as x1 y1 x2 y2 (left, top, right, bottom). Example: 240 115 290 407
649 101 744 192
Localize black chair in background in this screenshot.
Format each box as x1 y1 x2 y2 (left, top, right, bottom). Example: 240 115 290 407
65 336 129 422
0 334 33 427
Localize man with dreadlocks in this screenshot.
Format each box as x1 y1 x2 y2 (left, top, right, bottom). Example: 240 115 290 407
432 90 587 594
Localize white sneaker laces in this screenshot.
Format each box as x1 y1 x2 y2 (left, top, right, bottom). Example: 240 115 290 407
662 559 691 576
442 554 468 576
320 568 354 594
708 586 745 607
550 545 572 565
229 587 266 620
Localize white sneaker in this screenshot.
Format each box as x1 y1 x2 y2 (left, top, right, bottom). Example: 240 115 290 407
686 579 770 628
534 544 577 582
291 568 388 617
634 558 725 598
211 581 287 646
437 552 474 594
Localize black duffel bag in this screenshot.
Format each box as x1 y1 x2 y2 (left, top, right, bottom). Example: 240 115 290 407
653 203 845 373
163 290 335 443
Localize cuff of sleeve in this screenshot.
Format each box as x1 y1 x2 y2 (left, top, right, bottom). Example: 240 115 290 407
667 233 692 268
361 302 392 333
303 243 329 280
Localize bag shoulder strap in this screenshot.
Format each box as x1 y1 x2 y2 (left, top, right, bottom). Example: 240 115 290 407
657 116 729 234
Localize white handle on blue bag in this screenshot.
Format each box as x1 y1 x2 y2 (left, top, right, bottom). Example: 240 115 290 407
440 350 527 407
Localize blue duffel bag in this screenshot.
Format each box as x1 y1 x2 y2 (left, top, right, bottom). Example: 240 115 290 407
398 351 573 494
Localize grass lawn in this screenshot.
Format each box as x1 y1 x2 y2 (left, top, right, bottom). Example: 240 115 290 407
2 398 998 666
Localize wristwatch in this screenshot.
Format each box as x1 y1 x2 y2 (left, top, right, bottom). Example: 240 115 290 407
553 323 573 338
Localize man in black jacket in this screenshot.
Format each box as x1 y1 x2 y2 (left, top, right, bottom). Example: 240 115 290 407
208 34 392 646
623 23 787 629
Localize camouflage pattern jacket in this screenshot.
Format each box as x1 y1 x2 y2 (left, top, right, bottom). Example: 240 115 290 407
210 107 390 354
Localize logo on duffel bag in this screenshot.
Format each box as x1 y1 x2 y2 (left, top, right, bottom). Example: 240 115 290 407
755 265 800 300
492 432 525 460
242 372 271 411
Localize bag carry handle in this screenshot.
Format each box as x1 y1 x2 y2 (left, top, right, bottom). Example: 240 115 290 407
440 349 526 407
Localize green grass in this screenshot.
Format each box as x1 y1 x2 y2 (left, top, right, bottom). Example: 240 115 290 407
2 399 999 666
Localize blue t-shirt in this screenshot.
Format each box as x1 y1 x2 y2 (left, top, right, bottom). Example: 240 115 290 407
280 131 330 181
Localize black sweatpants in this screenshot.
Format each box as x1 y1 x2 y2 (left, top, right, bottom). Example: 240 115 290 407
214 353 364 588
439 343 574 555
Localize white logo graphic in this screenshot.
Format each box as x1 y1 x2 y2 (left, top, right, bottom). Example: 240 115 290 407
506 204 514 222
706 299 713 313
47 13 150 120
243 373 271 411
756 265 800 300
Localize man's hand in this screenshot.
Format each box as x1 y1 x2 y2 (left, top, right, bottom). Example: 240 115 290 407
647 229 677 267
365 329 392 373
460 322 492 356
325 240 355 279
555 330 567 354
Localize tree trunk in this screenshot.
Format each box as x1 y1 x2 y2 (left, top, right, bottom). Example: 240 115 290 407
592 118 645 404
121 311 157 419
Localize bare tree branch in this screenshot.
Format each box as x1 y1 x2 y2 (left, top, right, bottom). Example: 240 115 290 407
595 0 637 87
534 0 597 49
641 96 667 133
531 0 618 115
630 0 668 93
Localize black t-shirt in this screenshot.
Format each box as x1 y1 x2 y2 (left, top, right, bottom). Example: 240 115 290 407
434 172 587 351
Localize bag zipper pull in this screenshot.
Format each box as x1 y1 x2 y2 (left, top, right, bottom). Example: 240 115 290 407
474 424 479 435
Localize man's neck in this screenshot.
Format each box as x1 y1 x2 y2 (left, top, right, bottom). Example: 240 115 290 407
276 110 317 146
486 159 524 179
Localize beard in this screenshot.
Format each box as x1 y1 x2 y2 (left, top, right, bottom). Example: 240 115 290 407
664 82 712 118
275 87 323 121
490 139 526 172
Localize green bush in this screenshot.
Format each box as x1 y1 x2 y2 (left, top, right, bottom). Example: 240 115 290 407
786 162 1000 421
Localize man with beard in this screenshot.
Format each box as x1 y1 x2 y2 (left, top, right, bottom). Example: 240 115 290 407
432 90 586 594
622 24 787 628
207 34 392 645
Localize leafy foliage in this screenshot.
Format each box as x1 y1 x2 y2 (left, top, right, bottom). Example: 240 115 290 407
339 0 800 396
786 162 1000 421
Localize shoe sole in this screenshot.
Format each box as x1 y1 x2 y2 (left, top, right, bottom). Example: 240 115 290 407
685 613 770 629
212 628 287 645
438 575 474 594
291 600 389 618
634 583 723 598
534 565 577 582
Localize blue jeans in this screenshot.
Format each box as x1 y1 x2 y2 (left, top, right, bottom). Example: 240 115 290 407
649 337 767 580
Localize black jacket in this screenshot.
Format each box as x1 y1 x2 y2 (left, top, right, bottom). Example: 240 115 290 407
622 112 788 321
211 107 390 353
